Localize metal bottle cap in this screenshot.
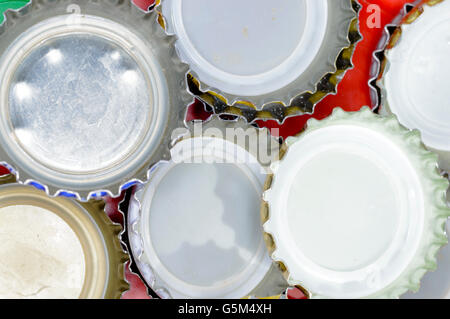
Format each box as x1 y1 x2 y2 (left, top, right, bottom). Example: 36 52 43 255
127 116 288 298
373 0 450 171
263 107 450 299
157 0 361 122
0 0 192 199
0 173 129 299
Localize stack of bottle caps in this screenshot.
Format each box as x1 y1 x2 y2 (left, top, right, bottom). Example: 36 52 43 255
0 0 448 299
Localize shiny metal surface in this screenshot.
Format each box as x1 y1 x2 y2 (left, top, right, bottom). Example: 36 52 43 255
9 33 151 173
0 0 192 199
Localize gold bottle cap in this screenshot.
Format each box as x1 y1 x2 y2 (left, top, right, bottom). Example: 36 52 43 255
0 174 129 299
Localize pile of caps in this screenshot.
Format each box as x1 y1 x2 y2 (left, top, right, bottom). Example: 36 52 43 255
0 0 448 299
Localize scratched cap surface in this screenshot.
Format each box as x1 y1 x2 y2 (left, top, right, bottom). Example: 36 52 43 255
0 0 191 199
0 173 129 299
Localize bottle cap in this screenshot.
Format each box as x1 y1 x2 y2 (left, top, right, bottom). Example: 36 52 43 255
127 116 288 298
263 107 450 298
376 0 450 171
0 173 129 298
157 0 360 122
0 0 191 199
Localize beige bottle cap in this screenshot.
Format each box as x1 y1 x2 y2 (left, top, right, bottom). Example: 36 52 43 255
0 173 128 299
